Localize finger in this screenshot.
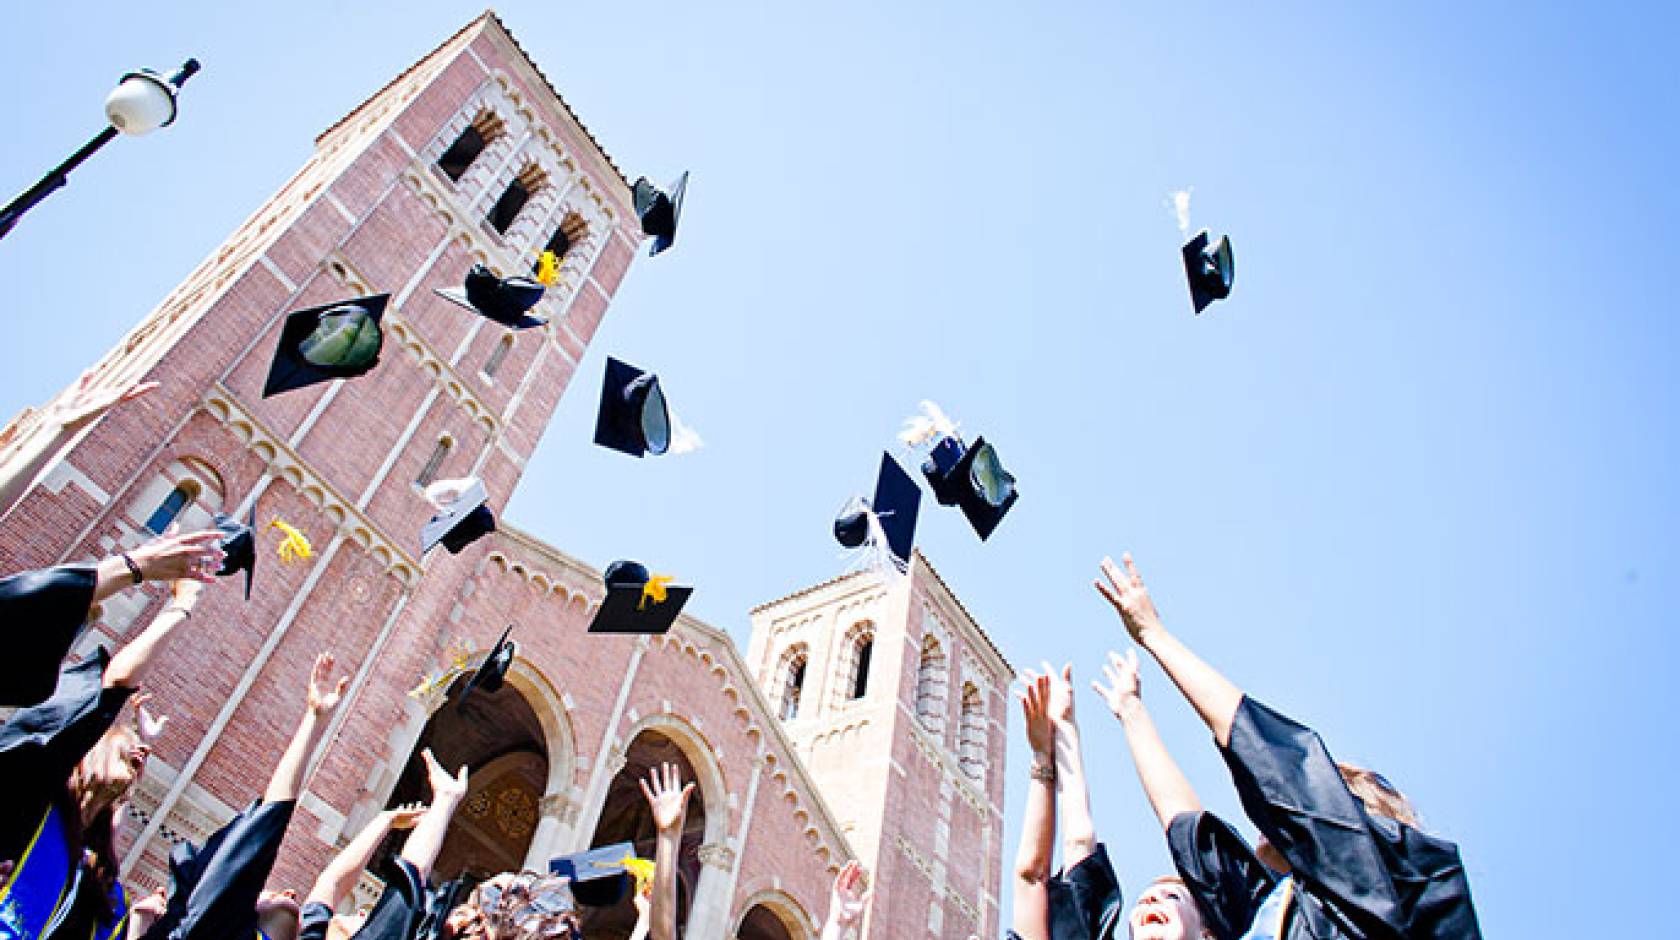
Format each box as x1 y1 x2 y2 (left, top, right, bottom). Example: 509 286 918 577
1123 552 1142 584
1062 663 1073 684
334 676 349 696
421 748 440 773
120 381 161 403
680 781 695 803
1100 556 1125 588
1126 648 1140 672
1091 679 1109 699
1093 578 1119 607
639 778 655 805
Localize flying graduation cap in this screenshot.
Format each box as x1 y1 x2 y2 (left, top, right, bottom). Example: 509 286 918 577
918 435 1019 541
434 263 548 330
420 478 497 556
549 842 639 907
835 452 922 572
458 624 515 706
262 294 390 397
1182 229 1235 314
587 560 691 634
213 509 256 600
632 172 688 257
593 357 671 458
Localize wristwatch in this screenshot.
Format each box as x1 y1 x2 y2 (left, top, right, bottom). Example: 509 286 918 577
1029 761 1056 783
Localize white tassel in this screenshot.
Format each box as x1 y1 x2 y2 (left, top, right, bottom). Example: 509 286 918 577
423 477 475 509
840 508 908 578
667 409 704 455
898 400 959 450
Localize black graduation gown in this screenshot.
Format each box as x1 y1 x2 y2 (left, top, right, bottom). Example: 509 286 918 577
0 564 97 707
140 799 297 940
1008 842 1124 940
345 858 428 940
1168 696 1483 940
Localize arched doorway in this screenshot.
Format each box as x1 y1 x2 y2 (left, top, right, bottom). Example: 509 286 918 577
380 676 550 881
579 729 710 940
736 903 801 940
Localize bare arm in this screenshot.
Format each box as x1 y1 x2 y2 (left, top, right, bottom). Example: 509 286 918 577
820 861 871 940
1047 663 1097 868
0 377 157 522
304 804 425 908
1011 671 1056 940
91 529 225 605
266 652 348 802
1093 649 1203 829
640 762 694 940
1096 555 1243 747
103 579 204 689
401 749 469 884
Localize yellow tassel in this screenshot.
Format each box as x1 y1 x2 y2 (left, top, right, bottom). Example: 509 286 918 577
535 250 560 286
639 574 673 610
270 519 314 564
619 855 657 896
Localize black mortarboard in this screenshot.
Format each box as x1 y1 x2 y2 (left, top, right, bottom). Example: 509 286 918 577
633 172 688 257
214 508 256 600
549 842 635 907
920 436 968 507
950 437 1018 539
433 263 548 330
1182 229 1235 314
593 357 671 458
835 452 921 567
420 479 497 556
459 624 515 705
261 294 390 397
587 560 692 634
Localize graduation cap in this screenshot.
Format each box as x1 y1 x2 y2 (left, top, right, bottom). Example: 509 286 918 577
213 509 256 599
1182 229 1235 314
420 478 497 556
593 357 671 458
923 436 1018 540
458 625 515 705
835 452 921 569
433 263 548 330
262 294 390 397
587 560 692 634
632 172 688 257
549 842 638 907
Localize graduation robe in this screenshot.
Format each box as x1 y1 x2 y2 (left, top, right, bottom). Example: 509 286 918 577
1168 696 1483 940
1008 843 1125 940
140 799 296 940
0 564 97 707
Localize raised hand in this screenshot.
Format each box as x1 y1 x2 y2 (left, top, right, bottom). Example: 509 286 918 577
131 692 169 742
1095 553 1165 642
1091 649 1144 719
829 860 870 926
306 652 350 716
1018 670 1054 759
422 747 469 802
639 762 695 834
49 372 159 431
131 527 227 584
129 887 169 939
1043 660 1076 725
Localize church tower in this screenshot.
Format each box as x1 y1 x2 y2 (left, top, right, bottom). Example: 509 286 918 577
748 555 1012 939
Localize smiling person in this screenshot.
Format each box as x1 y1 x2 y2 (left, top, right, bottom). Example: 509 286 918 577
1094 553 1483 940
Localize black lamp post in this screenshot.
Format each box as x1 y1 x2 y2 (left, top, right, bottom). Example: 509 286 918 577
0 58 200 241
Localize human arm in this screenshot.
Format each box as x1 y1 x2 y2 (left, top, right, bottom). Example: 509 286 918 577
639 762 694 940
266 652 348 803
91 528 225 605
304 803 425 908
1045 662 1096 869
1095 554 1242 747
103 578 206 689
820 861 870 940
400 749 468 885
628 891 651 940
0 375 157 521
1092 648 1203 829
1010 670 1056 940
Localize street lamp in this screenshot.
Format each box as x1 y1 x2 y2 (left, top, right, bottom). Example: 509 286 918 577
0 58 200 241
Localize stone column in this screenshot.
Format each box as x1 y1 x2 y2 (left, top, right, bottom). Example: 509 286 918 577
522 792 578 871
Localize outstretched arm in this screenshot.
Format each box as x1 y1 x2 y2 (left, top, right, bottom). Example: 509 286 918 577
1011 671 1056 940
267 653 349 802
1093 649 1203 829
820 861 871 940
640 762 694 940
401 749 469 885
1046 662 1097 869
104 578 206 689
304 803 425 908
1096 554 1242 747
0 376 157 522
92 528 225 605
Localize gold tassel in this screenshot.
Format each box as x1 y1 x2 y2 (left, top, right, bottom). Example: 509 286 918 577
639 574 674 610
535 250 560 286
270 519 314 563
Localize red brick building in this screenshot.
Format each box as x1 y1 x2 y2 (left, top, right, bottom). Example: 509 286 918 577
0 13 1010 939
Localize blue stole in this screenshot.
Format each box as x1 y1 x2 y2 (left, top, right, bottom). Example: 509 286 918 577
0 806 75 939
1240 875 1295 940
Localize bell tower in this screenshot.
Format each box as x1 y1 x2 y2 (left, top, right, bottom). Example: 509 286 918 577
748 554 1012 938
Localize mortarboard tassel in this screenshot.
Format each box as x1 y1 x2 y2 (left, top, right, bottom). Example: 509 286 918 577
639 574 674 610
535 250 560 287
617 854 657 896
898 400 959 450
270 519 314 563
407 640 474 699
841 509 908 578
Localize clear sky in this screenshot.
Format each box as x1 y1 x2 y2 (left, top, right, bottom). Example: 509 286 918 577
2 2 1675 936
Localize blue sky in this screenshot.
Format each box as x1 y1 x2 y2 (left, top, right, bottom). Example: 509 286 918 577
2 2 1676 935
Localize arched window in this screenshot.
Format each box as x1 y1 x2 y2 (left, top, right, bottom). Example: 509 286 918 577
143 480 201 535
487 164 546 235
915 633 947 731
482 334 513 379
532 212 590 273
436 110 503 182
838 621 875 703
958 682 986 780
416 436 453 487
777 645 808 722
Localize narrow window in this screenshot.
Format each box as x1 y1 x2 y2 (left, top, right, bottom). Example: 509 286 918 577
487 164 547 236
436 111 502 182
144 483 197 535
959 683 986 779
416 436 453 487
779 646 808 722
915 633 947 730
850 638 873 699
483 334 513 379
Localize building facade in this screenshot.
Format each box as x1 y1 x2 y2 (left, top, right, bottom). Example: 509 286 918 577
0 13 1009 939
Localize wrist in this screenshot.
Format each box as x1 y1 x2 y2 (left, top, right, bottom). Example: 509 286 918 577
1132 620 1168 648
1114 696 1147 721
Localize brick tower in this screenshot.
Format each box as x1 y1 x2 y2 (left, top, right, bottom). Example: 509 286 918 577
748 556 1012 939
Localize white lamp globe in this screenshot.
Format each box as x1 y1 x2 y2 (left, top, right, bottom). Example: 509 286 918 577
104 71 177 135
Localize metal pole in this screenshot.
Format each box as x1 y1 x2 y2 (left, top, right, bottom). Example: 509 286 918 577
0 126 120 240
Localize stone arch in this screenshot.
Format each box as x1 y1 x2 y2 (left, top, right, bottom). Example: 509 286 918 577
732 889 816 940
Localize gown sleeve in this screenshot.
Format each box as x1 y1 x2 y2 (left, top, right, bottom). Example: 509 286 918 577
1219 695 1483 939
142 800 297 940
347 857 427 940
1045 843 1123 940
297 901 334 940
0 564 97 707
1164 811 1278 940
